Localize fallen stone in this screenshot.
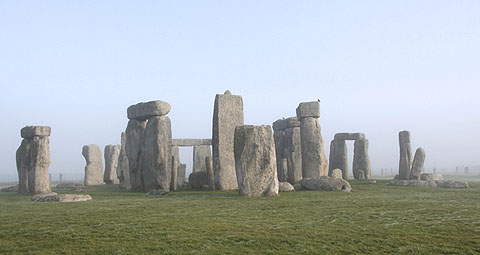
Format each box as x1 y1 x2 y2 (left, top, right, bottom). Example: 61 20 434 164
31 192 59 202
127 100 171 120
331 169 343 179
420 173 443 181
56 183 84 189
20 126 51 139
82 144 104 186
188 171 209 189
409 147 426 180
435 180 469 188
279 182 295 192
386 180 437 187
296 101 320 118
1 185 18 193
58 194 92 203
300 177 352 192
334 133 366 141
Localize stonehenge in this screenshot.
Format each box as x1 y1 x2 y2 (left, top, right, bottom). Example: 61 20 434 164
82 144 104 186
234 125 278 197
296 101 328 178
328 132 371 180
397 131 426 180
104 145 120 184
177 163 187 188
272 117 302 184
212 90 244 190
16 126 51 194
192 145 211 173
410 148 426 180
117 132 130 189
352 138 371 179
205 156 215 190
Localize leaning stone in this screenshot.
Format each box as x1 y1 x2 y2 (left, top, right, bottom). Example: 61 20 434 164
82 144 104 186
31 192 59 202
20 126 51 139
125 120 147 191
58 194 92 202
296 101 320 118
127 100 171 120
104 145 121 184
420 173 443 181
409 147 426 180
188 171 209 189
234 125 279 197
331 169 343 179
279 182 295 192
1 185 19 193
333 133 366 141
300 177 352 192
398 131 412 180
435 180 469 188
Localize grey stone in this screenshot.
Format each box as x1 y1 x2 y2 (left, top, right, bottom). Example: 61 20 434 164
55 183 84 189
171 139 212 147
117 132 130 189
328 139 348 179
298 117 328 178
331 169 343 179
420 173 443 181
274 128 287 182
193 145 211 173
357 170 365 180
409 147 426 180
188 171 209 189
16 134 51 194
279 158 288 182
293 183 304 191
1 185 18 193
170 156 178 191
279 182 295 192
82 144 104 186
333 133 366 141
353 139 371 179
234 125 279 197
171 146 181 189
20 126 51 139
212 90 244 190
127 100 171 120
398 131 412 180
125 119 147 191
206 156 215 190
387 180 437 187
31 192 59 202
300 177 352 192
435 180 469 188
58 194 92 202
16 139 30 193
284 126 302 184
141 116 172 192
104 145 120 184
148 189 167 195
272 117 300 131
296 101 320 118
177 164 186 188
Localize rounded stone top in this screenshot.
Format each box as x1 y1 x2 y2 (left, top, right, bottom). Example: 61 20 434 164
21 126 51 138
127 100 171 120
224 90 232 95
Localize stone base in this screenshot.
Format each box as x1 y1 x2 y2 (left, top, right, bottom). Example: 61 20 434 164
387 179 468 188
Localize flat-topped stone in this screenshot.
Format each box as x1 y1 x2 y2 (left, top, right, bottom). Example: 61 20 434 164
171 139 212 147
127 100 171 120
272 117 300 131
334 133 366 141
296 101 320 119
21 126 51 138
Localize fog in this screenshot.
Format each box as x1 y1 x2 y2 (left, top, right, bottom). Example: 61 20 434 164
1 1 479 181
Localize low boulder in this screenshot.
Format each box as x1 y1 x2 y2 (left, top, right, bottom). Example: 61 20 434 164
188 171 209 189
1 185 19 193
279 182 295 192
387 180 437 187
420 173 444 181
300 176 352 192
56 183 84 189
32 192 92 202
331 169 343 179
436 180 468 188
293 183 304 191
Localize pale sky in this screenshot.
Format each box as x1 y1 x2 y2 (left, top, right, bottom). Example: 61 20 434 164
1 1 479 181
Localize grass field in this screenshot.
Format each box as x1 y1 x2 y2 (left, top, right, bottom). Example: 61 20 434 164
0 180 479 254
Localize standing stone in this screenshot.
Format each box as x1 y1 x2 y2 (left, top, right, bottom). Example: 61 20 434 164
331 169 343 179
125 119 146 191
141 116 172 192
171 145 181 189
296 101 328 178
353 139 371 179
280 158 288 182
170 156 178 191
273 125 287 182
328 139 349 179
192 145 211 173
104 145 120 184
212 90 244 190
357 170 365 180
284 119 302 184
16 139 30 193
177 163 186 188
82 144 104 186
117 132 130 189
398 131 412 180
205 156 215 190
234 125 279 197
409 147 426 180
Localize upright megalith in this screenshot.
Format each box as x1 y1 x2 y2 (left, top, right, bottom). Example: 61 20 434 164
296 101 328 178
193 145 211 173
205 156 215 190
125 119 146 191
398 131 412 180
104 145 120 184
212 90 244 190
353 139 371 179
170 156 178 191
177 163 186 188
117 132 130 189
234 125 279 197
82 144 104 186
410 147 426 180
272 117 302 184
16 126 51 194
328 139 348 179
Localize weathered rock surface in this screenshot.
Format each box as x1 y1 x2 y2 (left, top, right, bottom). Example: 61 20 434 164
409 147 426 180
117 132 130 189
420 173 443 181
206 156 215 190
171 139 212 147
300 177 352 192
273 117 303 184
1 185 18 193
189 171 209 189
125 119 147 191
293 183 304 191
353 139 371 179
296 101 320 118
16 139 30 193
193 145 211 173
170 155 178 191
387 180 438 187
279 182 295 192
357 170 365 180
398 131 412 180
104 145 120 184
177 163 186 188
212 90 244 190
435 180 469 188
298 117 328 178
56 183 84 189
31 192 59 202
141 116 172 192
331 169 343 179
127 100 171 120
234 125 279 197
32 192 92 202
328 139 348 179
272 117 300 131
21 126 51 139
82 144 104 186
333 132 366 141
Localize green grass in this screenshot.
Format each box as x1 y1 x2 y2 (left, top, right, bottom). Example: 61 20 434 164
1 181 479 254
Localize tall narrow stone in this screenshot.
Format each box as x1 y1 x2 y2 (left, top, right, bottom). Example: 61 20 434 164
280 158 288 182
16 139 30 193
410 147 426 180
177 163 186 188
353 139 371 179
117 132 130 189
284 121 302 184
273 126 287 182
170 156 178 191
328 139 349 179
82 144 103 186
104 145 120 184
192 145 211 173
398 131 412 180
125 119 146 191
234 125 278 197
171 146 181 189
141 116 172 192
212 90 244 190
296 101 328 178
205 156 215 190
